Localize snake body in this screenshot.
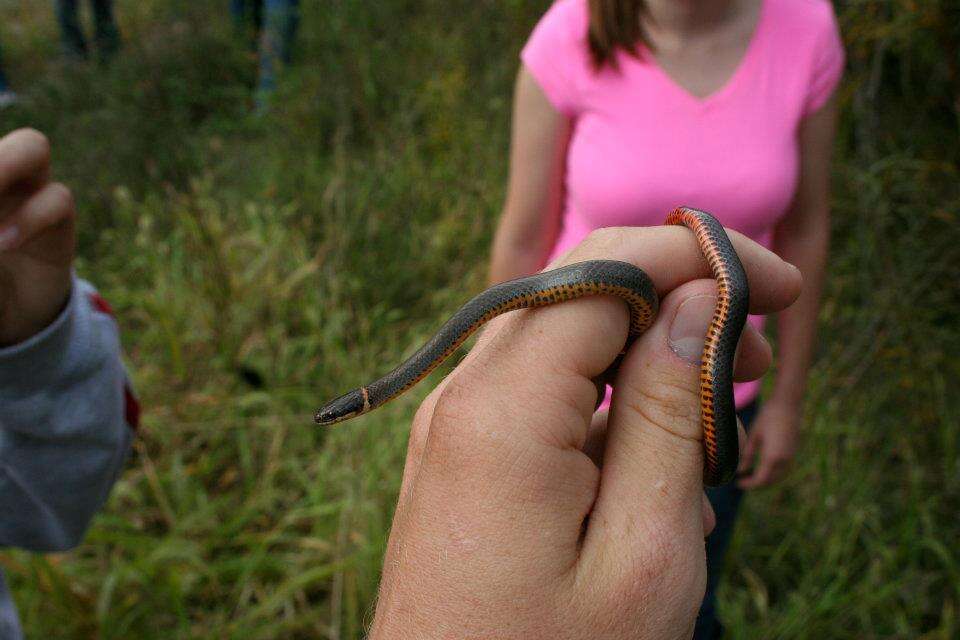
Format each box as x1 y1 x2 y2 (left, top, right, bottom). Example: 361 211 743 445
315 206 749 486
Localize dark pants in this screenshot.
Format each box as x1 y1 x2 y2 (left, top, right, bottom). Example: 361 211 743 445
230 0 300 103
0 40 9 92
55 0 120 60
693 400 759 640
230 0 264 34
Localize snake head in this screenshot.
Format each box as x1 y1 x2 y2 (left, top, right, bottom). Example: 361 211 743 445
314 388 368 425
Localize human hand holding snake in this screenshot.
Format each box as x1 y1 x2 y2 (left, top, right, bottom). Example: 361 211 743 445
318 211 801 638
319 208 773 486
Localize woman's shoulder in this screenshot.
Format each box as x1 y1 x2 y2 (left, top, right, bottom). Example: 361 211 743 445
765 0 840 43
532 0 591 45
521 0 594 115
763 0 844 115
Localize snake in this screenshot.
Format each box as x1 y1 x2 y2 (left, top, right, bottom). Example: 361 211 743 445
315 206 749 486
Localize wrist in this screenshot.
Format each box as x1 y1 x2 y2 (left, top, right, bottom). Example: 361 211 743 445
762 394 805 428
770 392 803 408
768 376 808 409
0 277 78 389
0 271 73 347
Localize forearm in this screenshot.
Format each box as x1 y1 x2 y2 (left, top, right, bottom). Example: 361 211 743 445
769 208 830 409
489 68 569 285
488 216 555 284
0 277 134 551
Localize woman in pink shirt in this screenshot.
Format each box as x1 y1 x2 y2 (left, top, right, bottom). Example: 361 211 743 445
489 0 843 636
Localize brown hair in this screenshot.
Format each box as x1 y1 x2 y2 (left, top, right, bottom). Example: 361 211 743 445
587 0 650 69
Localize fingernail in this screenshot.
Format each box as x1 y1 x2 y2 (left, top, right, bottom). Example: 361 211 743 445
0 225 18 251
669 294 715 364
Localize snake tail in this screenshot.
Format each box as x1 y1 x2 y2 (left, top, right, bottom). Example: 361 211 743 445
666 206 750 485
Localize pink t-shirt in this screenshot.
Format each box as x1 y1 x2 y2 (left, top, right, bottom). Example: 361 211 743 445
521 0 844 407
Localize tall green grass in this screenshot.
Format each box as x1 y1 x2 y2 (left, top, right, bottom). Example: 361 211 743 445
0 1 957 638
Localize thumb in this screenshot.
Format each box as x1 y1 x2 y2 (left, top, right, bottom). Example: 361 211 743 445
582 279 739 573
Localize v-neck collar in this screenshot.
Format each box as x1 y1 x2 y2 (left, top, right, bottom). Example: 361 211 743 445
636 0 768 109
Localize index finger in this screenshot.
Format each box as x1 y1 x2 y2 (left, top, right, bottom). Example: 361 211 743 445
553 225 802 315
425 224 802 463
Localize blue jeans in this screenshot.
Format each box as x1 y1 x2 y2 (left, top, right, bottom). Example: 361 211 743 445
0 40 9 92
230 0 263 33
55 0 120 60
231 0 299 101
693 400 759 640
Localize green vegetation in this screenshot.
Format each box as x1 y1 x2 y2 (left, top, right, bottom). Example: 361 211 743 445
1 1 957 637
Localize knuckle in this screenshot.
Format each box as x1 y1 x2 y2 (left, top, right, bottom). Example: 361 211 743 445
585 226 618 244
424 370 540 485
582 227 626 255
47 182 76 215
408 398 436 462
424 372 480 454
433 370 474 418
623 374 701 440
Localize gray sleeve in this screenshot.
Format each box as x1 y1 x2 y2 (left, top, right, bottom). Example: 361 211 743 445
0 277 134 552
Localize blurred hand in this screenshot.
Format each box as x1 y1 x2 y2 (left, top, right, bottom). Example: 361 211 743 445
737 399 801 489
0 128 76 347
369 226 801 640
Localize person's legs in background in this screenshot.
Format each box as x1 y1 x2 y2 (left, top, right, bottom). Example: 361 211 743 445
693 401 759 640
55 0 120 61
276 0 299 65
230 0 247 21
90 0 120 61
231 0 263 29
55 0 88 59
255 0 299 109
231 0 263 50
0 39 17 107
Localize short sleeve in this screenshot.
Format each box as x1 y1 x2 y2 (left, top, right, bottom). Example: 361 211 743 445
520 0 588 116
803 3 845 116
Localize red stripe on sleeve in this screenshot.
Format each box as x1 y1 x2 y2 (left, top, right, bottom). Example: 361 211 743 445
86 291 137 431
87 292 115 317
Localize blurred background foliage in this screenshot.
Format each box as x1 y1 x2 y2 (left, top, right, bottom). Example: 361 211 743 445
0 0 957 637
